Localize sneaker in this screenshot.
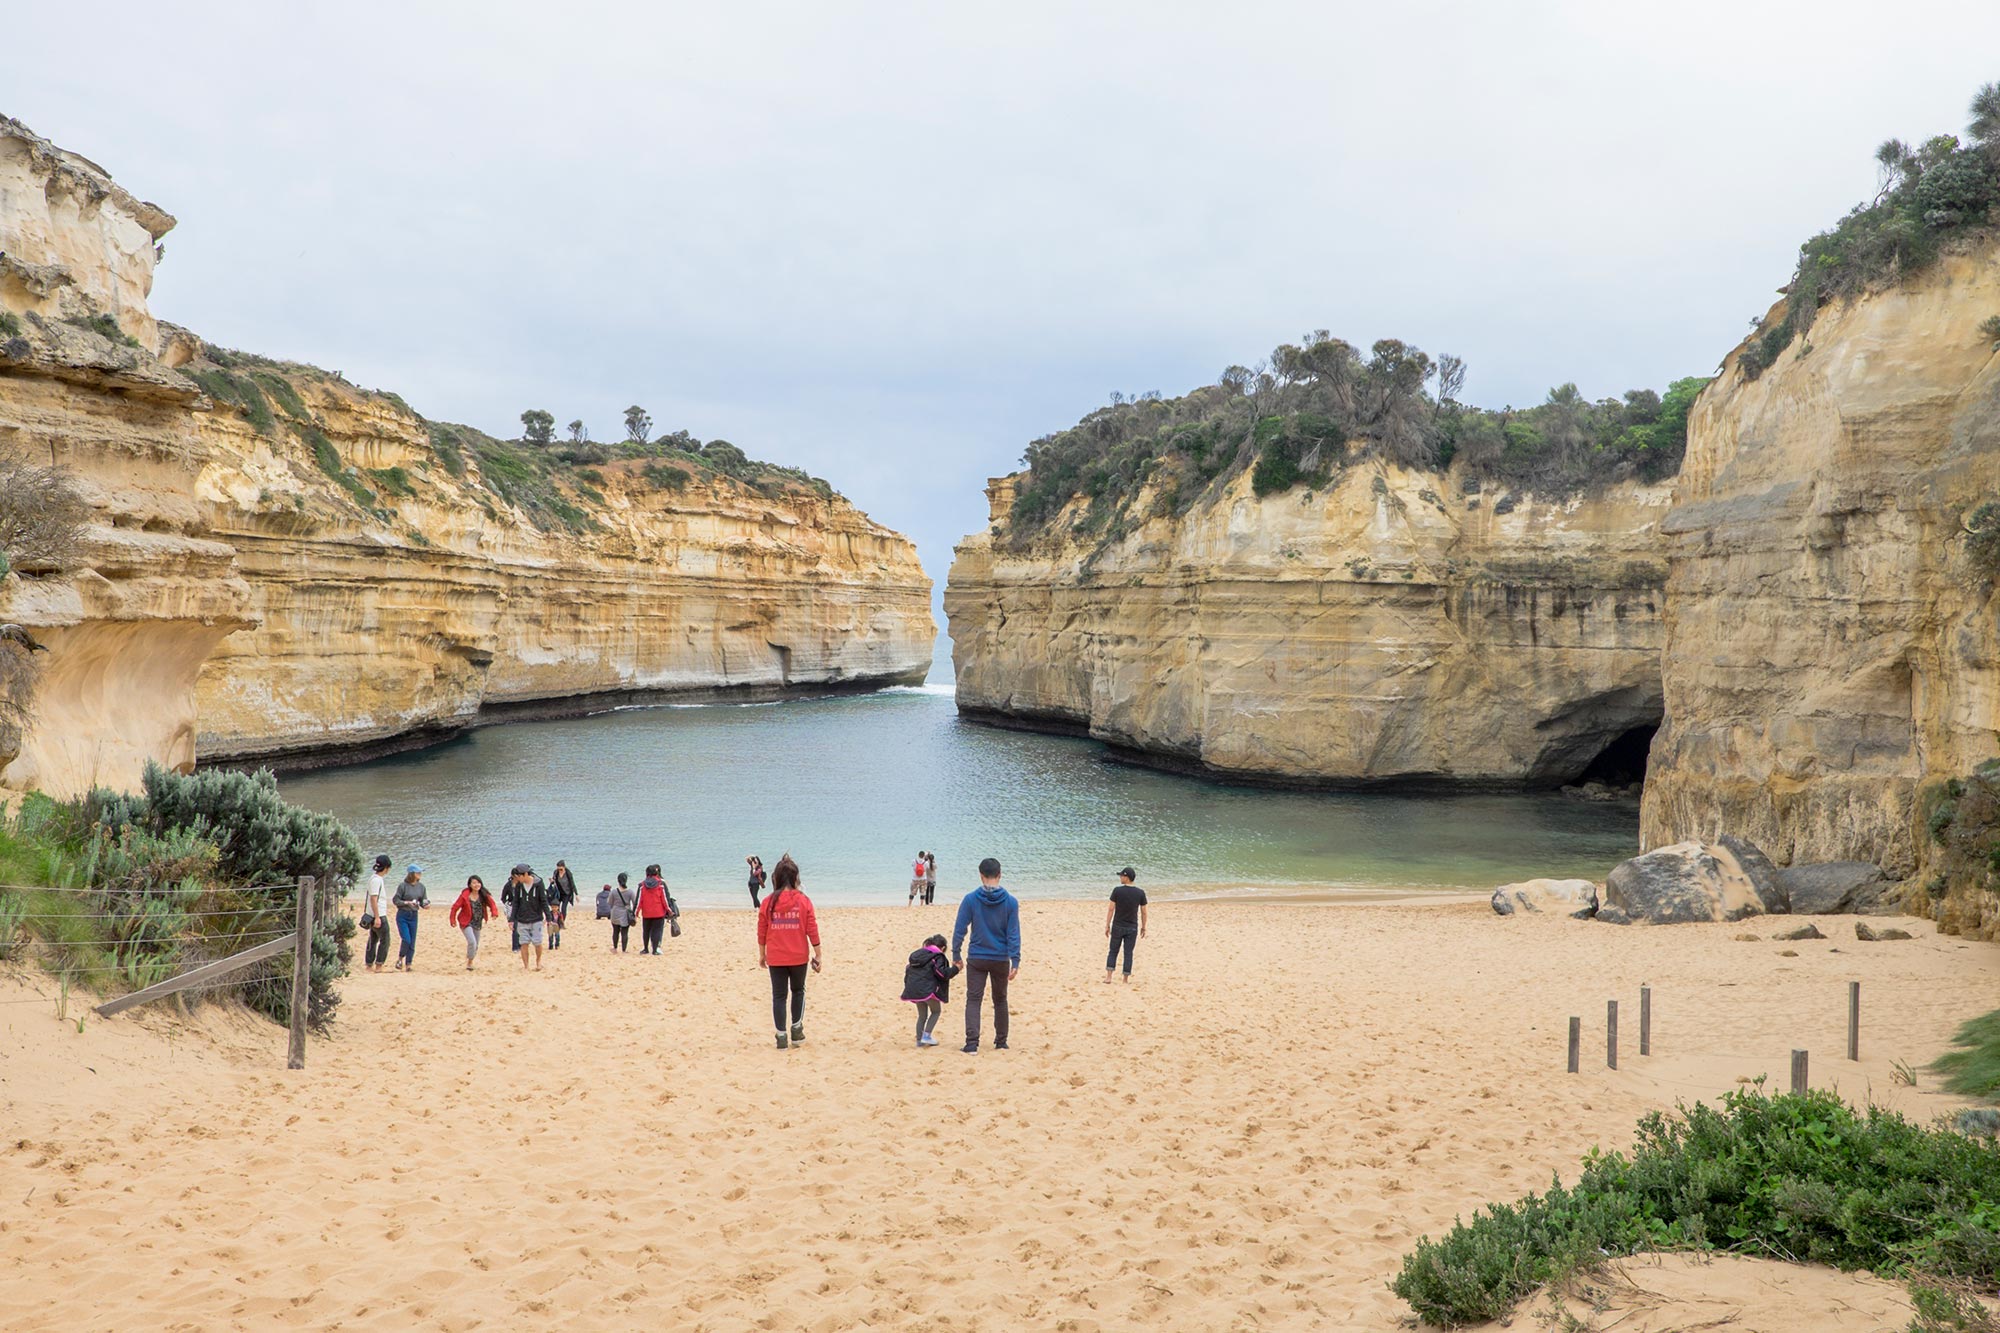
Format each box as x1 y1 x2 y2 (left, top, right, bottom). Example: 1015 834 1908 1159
994 1041 1009 1050
775 1032 789 1050
919 1033 937 1047
790 1022 805 1045
962 1042 978 1054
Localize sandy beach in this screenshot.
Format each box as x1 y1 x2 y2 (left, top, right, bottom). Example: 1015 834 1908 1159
1 898 1995 1331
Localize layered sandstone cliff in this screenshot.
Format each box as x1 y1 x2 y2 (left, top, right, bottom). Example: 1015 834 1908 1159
946 465 1669 786
0 116 932 797
1642 245 2000 936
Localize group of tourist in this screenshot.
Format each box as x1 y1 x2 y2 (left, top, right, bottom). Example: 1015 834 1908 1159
358 851 1152 1052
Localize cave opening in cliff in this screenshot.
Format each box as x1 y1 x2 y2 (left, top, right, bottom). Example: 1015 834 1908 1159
1573 723 1658 789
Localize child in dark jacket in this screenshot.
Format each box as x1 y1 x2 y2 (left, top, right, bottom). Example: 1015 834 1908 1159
900 933 961 1048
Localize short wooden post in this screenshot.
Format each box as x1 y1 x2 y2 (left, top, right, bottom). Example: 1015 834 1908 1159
1567 1017 1580 1074
1607 1000 1619 1070
287 876 314 1070
1790 1048 1808 1094
1639 986 1652 1057
1847 981 1860 1062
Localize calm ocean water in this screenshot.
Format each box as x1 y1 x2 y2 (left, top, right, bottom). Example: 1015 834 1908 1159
276 686 1639 907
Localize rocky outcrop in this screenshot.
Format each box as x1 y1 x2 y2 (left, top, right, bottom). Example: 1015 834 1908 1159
947 465 1668 786
1773 862 1890 916
0 117 933 797
1641 243 2000 937
1596 837 1781 925
1490 879 1599 917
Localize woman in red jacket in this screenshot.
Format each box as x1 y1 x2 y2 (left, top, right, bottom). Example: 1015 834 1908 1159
636 864 672 956
449 875 500 970
757 854 821 1049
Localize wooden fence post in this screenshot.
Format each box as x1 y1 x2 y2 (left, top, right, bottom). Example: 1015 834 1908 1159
288 876 314 1070
1790 1048 1808 1094
1607 1000 1619 1070
1847 981 1860 1062
1567 1017 1580 1074
1640 985 1651 1057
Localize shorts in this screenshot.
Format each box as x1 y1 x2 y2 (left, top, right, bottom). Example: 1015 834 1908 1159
516 920 547 948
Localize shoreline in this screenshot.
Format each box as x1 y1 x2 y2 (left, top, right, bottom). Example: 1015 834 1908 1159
203 671 931 775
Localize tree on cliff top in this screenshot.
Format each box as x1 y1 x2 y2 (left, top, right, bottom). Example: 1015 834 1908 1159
520 409 555 447
623 405 652 445
566 419 589 446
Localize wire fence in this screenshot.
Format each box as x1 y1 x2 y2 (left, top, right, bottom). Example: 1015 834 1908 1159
0 882 298 895
0 974 274 1006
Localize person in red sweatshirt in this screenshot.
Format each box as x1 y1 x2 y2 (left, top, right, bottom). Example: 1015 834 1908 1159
757 854 821 1049
448 875 500 970
636 864 672 955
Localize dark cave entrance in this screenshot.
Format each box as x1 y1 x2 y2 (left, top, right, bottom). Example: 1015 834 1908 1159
1572 722 1659 789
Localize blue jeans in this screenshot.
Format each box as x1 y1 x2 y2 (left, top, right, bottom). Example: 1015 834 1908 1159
396 911 418 966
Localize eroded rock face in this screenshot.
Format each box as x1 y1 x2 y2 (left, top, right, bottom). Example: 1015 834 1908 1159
0 117 934 797
1643 247 2000 920
1774 862 1890 916
1597 838 1780 924
946 466 1669 785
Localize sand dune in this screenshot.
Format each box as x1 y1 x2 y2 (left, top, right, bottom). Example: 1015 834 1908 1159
1 900 1994 1331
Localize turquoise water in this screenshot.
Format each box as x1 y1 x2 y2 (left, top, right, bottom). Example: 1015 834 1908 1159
276 686 1640 906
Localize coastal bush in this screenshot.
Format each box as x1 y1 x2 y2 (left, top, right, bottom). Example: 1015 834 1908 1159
187 366 277 435
1393 1088 2000 1327
1003 338 1708 549
0 310 20 337
1751 84 2000 373
427 422 468 477
1935 1008 2000 1100
642 462 691 490
1968 504 2000 581
0 766 361 1032
1920 761 2000 931
1982 315 2000 345
366 466 416 499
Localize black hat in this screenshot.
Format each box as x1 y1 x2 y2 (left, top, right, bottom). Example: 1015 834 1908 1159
512 863 533 876
1118 866 1137 881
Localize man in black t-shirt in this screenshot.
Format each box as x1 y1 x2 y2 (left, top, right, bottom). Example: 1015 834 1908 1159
1104 866 1148 983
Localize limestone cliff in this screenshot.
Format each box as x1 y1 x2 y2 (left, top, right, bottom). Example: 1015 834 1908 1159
1642 244 2000 936
946 464 1669 786
0 116 933 797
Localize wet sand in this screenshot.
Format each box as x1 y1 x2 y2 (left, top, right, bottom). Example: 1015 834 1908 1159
1 899 1994 1330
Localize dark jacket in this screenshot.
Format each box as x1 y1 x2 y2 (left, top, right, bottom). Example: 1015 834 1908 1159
503 876 549 923
551 868 577 907
901 945 961 1004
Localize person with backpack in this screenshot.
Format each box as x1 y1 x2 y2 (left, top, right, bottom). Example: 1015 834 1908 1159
900 932 961 1048
757 854 820 1049
952 857 1022 1053
450 875 500 970
548 860 578 950
392 865 430 971
746 855 766 908
908 851 928 906
636 864 672 955
502 864 551 971
602 872 636 952
362 854 393 973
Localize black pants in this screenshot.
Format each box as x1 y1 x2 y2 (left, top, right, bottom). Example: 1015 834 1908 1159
748 886 761 908
964 959 1010 1046
769 963 808 1032
611 924 630 951
364 919 390 967
1107 925 1138 974
923 881 935 905
641 917 665 952
913 999 941 1039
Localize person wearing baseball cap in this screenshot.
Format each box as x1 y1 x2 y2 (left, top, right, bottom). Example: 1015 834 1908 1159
362 854 394 973
501 864 551 970
1104 866 1147 984
391 864 430 972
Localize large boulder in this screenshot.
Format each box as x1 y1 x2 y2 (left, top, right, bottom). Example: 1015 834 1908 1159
1773 862 1890 915
1492 879 1599 918
1598 839 1782 925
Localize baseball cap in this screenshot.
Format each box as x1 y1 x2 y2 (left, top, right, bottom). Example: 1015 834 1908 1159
512 863 533 875
1119 866 1137 881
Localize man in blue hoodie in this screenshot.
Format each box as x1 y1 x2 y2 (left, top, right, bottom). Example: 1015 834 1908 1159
952 856 1022 1054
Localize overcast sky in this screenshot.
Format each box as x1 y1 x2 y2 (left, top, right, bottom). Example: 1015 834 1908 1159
13 2 2000 646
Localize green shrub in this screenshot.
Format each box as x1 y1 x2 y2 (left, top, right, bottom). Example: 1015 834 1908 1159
0 310 20 338
251 370 311 422
427 423 467 477
1968 504 2000 581
366 466 416 499
1393 1088 2000 1327
187 366 277 435
1935 1008 2000 1100
642 462 690 491
1981 315 2000 344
